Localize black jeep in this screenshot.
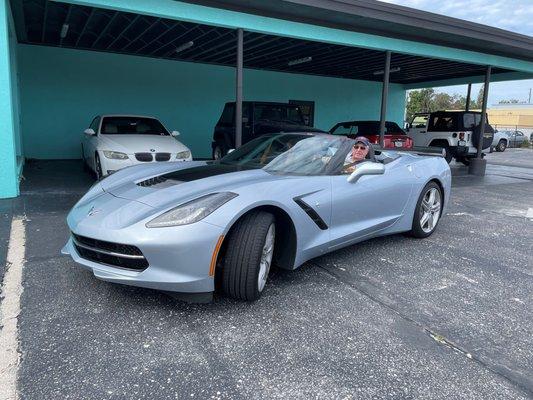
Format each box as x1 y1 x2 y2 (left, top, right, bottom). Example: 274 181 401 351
212 101 324 159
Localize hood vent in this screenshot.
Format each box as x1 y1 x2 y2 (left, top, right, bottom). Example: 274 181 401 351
137 175 169 187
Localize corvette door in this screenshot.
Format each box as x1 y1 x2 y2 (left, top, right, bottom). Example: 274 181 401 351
329 162 413 250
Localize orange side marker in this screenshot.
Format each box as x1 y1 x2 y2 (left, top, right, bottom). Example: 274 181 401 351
209 235 225 276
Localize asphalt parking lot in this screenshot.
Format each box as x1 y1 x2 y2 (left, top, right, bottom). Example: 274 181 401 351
1 149 532 399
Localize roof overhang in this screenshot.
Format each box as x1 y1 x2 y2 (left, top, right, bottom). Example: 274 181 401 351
182 0 533 63
10 0 533 86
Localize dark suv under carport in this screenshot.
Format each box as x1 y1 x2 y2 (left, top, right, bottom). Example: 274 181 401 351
212 101 324 159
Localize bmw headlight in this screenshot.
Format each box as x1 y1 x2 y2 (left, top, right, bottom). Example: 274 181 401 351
103 150 128 160
146 192 238 228
176 150 191 160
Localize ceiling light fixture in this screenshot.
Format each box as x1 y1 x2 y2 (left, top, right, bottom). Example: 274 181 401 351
175 41 194 53
60 24 69 39
373 67 401 75
288 56 312 66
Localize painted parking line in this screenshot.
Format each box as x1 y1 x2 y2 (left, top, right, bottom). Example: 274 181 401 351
0 218 26 400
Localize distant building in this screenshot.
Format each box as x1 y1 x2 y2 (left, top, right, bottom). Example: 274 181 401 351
488 104 533 134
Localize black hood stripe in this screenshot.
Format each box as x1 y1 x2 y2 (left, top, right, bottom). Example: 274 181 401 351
137 163 256 188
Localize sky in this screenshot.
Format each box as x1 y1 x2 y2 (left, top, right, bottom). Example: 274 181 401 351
378 0 533 105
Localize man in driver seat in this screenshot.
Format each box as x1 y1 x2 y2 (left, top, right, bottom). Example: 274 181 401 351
343 136 371 173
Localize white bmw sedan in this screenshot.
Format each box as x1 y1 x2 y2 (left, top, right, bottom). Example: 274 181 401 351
82 115 193 179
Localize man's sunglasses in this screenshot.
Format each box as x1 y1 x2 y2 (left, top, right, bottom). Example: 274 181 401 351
353 145 367 150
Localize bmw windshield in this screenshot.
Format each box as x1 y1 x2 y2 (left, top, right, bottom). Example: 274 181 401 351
219 133 354 175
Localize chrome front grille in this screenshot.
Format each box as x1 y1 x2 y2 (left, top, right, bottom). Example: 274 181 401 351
135 152 153 162
72 234 148 271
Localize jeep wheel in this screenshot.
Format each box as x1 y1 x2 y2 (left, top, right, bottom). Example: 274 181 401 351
497 140 507 152
221 211 276 301
456 156 470 166
410 182 442 238
440 145 453 163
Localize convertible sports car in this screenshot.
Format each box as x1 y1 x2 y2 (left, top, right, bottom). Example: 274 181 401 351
62 133 451 302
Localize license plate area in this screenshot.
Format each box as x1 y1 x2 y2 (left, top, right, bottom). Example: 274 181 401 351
458 140 466 146
394 141 404 148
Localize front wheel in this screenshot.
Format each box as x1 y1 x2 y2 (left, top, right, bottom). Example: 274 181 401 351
497 140 507 152
221 211 276 301
410 182 442 238
94 153 103 180
434 144 452 163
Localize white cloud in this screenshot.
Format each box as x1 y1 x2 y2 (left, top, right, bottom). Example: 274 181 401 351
379 0 533 36
379 0 533 104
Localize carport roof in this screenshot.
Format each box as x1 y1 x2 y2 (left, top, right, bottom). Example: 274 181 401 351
185 0 533 63
10 0 533 84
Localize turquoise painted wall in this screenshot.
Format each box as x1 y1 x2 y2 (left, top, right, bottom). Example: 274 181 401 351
0 0 19 198
18 44 405 159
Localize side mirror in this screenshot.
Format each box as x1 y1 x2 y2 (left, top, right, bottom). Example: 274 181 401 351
84 128 96 136
228 148 235 154
171 130 180 137
404 122 411 130
347 162 385 184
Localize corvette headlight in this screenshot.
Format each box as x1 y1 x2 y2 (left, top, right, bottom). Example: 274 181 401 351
103 150 128 160
176 150 191 160
146 192 238 228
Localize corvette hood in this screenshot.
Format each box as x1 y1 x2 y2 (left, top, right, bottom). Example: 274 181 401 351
105 163 292 209
98 134 189 154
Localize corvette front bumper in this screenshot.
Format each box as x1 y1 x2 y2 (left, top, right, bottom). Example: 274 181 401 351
61 218 225 294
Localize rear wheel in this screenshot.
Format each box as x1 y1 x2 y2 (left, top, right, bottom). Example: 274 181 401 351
410 182 442 238
221 211 275 301
456 156 471 166
212 143 227 160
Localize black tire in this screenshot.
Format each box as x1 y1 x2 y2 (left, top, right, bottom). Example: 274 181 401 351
456 156 470 166
212 143 228 160
409 181 443 238
95 153 103 180
81 144 90 172
221 211 276 301
430 141 452 163
497 140 507 152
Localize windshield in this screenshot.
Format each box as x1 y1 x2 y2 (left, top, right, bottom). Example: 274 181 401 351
253 105 305 125
101 117 169 135
412 115 429 128
220 133 353 175
331 121 405 136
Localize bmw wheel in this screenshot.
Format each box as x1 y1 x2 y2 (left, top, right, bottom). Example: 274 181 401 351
221 211 275 301
95 153 103 180
410 182 442 238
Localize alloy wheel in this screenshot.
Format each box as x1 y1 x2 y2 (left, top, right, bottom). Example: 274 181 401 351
258 224 275 292
419 188 441 233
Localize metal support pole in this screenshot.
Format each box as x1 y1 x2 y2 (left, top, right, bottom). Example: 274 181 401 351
465 83 472 111
468 66 491 176
379 51 391 148
476 66 491 158
235 28 244 149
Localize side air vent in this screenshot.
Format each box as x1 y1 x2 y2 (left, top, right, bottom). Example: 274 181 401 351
293 197 328 230
137 176 168 187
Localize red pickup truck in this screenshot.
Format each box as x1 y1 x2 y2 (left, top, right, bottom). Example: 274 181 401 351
329 120 413 149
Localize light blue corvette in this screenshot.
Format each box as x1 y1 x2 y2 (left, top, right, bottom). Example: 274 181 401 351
62 133 451 302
